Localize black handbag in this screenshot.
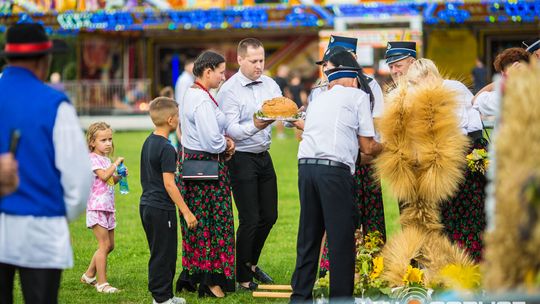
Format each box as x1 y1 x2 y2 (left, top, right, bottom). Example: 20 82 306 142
181 146 219 181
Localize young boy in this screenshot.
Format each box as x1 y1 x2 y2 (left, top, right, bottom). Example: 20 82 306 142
140 97 197 304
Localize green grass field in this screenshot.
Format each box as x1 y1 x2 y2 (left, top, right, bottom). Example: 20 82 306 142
13 129 399 303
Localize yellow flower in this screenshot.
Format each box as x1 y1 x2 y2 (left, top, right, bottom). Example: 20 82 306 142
439 264 481 290
466 148 489 174
403 265 423 285
363 231 384 251
525 269 536 290
370 257 384 279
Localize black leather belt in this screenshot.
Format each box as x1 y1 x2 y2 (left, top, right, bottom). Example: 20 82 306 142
236 151 268 157
183 147 220 158
298 158 349 170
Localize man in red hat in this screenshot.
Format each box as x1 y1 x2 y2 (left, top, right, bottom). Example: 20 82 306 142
0 23 92 304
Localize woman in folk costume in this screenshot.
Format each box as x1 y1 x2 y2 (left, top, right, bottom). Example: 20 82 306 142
176 51 236 297
376 58 474 287
405 59 488 262
353 67 386 243
315 38 386 277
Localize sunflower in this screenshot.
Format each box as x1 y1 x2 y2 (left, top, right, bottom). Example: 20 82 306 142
370 256 384 280
403 265 424 285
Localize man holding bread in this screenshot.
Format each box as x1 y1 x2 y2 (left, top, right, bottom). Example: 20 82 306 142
217 38 286 290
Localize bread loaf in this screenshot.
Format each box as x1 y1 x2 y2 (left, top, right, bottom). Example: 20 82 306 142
261 97 298 118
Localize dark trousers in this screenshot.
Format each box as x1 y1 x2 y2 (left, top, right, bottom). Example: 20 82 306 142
290 164 356 303
228 151 278 282
0 263 61 304
140 205 178 303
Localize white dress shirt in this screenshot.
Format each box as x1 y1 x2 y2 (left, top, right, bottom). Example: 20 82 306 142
443 79 471 135
180 88 227 154
308 77 383 141
443 80 483 133
175 71 195 106
369 79 384 119
368 79 384 142
473 91 499 117
217 71 282 153
298 85 375 175
466 105 484 133
307 84 325 102
0 102 92 269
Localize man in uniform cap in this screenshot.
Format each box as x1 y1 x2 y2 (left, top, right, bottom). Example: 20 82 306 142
385 40 485 139
312 35 383 111
312 38 389 266
309 35 359 101
385 41 417 82
315 35 358 65
522 38 540 59
290 48 382 304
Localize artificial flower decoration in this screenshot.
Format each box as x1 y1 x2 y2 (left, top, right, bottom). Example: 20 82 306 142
466 148 489 174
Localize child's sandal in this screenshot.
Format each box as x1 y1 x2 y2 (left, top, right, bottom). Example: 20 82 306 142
80 273 97 286
96 282 120 293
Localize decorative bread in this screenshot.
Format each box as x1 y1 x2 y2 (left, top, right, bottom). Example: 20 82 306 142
261 97 298 118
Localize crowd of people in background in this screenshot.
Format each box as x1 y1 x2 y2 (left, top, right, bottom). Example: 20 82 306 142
1 20 539 304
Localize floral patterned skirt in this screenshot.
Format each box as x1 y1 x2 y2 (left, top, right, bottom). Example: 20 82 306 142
355 164 386 241
319 163 386 275
440 143 488 263
176 152 235 291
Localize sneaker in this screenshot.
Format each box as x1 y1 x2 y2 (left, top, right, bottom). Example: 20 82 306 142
152 297 186 304
171 297 186 304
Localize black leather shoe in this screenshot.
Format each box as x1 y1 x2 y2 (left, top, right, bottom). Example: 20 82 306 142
175 279 196 293
237 281 258 291
253 266 274 284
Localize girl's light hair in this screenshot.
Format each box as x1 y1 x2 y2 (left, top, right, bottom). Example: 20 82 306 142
86 122 113 154
407 58 442 84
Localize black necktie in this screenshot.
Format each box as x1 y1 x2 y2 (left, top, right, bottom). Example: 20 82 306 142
246 81 262 87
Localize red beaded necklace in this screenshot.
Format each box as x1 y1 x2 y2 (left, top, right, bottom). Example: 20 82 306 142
194 81 219 107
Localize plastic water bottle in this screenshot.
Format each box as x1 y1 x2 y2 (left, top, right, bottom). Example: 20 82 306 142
168 133 178 151
117 162 129 194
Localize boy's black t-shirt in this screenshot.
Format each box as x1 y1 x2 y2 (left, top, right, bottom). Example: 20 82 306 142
140 133 177 211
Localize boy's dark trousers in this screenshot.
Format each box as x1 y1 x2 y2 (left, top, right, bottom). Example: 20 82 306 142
140 205 178 303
